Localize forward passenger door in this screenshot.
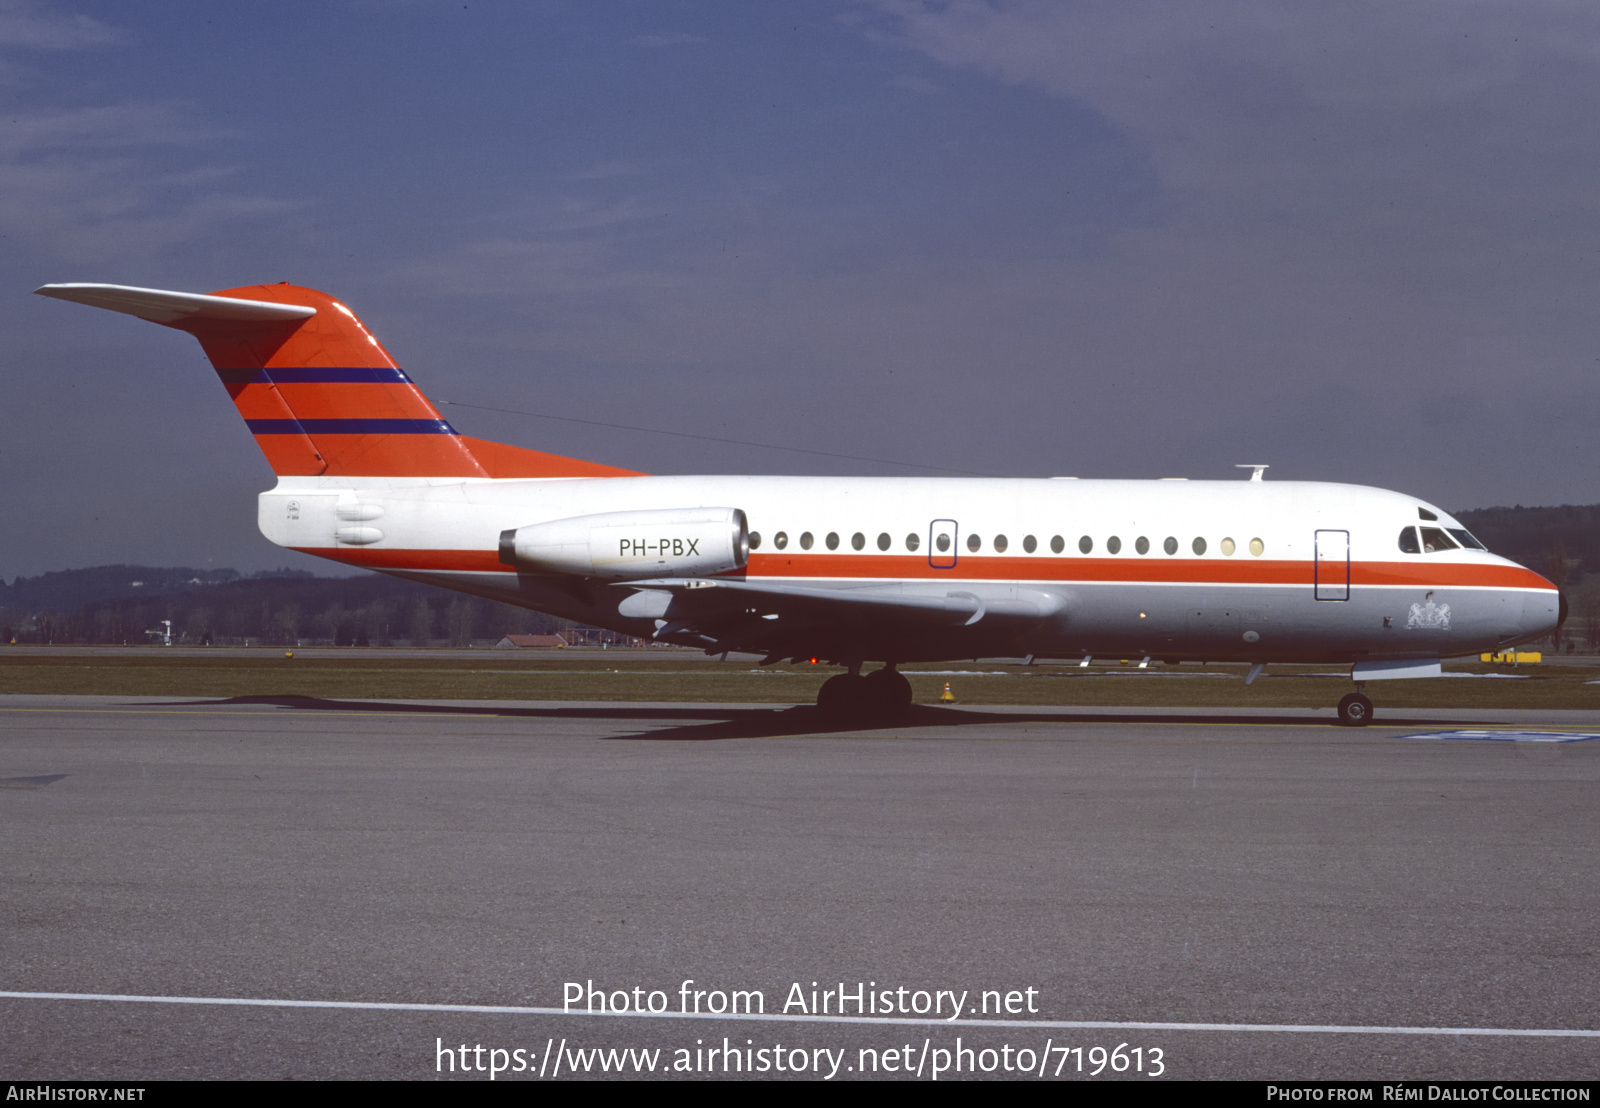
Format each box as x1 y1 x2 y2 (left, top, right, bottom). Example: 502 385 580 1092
1314 529 1350 601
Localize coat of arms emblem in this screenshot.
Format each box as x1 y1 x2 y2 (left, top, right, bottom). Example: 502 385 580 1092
1406 597 1451 630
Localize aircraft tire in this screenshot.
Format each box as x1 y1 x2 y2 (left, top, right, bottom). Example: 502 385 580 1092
817 673 867 720
1337 692 1374 726
860 668 914 716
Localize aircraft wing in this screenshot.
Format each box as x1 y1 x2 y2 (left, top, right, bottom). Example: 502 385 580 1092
614 577 1066 661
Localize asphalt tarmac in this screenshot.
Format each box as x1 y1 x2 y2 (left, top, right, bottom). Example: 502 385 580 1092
2 694 1597 1082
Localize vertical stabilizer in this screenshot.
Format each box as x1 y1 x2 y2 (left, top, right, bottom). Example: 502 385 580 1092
34 281 640 480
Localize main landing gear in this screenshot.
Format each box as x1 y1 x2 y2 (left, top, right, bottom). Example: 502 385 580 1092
816 665 914 722
1336 683 1374 726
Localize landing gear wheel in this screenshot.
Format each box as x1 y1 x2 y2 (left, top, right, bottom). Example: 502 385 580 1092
1337 692 1374 726
860 668 913 716
816 673 866 721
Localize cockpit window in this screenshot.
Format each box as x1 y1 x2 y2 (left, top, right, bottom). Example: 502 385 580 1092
1398 527 1420 554
1419 527 1458 552
1418 508 1438 521
1448 528 1486 551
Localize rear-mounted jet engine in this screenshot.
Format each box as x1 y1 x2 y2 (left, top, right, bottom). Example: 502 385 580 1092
499 507 749 580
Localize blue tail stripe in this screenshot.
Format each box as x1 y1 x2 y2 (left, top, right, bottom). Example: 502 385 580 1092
219 367 414 384
246 419 457 435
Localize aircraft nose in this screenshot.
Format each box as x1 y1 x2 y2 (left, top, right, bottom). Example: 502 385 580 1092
1521 590 1563 639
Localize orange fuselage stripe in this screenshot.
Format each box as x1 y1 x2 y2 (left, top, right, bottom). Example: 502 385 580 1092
296 547 1554 591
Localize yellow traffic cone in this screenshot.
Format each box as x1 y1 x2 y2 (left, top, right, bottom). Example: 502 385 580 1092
939 682 955 703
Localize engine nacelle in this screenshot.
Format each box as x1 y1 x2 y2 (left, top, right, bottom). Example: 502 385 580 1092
499 507 749 580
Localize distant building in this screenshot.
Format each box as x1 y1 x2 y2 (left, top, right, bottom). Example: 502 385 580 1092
495 633 570 648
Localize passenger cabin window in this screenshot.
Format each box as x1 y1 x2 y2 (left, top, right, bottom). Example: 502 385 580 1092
826 532 840 550
1023 535 1037 553
967 534 982 552
1163 536 1178 555
750 532 762 550
1249 538 1265 556
1134 536 1150 555
1076 536 1089 554
1220 538 1236 556
1192 537 1207 555
851 532 865 550
994 534 1008 553
800 532 814 550
907 533 921 552
774 531 788 550
1398 527 1421 554
1419 527 1457 553
877 533 891 551
1107 536 1122 554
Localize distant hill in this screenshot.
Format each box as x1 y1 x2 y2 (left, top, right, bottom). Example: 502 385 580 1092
1453 504 1600 584
0 566 573 646
0 565 317 614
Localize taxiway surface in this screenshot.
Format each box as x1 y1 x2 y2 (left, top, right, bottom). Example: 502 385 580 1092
2 695 1597 1081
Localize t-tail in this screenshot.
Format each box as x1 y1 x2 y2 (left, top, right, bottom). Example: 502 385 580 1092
34 282 638 480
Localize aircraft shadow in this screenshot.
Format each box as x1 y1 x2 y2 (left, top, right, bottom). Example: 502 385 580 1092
135 694 1479 741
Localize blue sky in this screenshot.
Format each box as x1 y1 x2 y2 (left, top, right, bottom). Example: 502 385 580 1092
3 1 1599 577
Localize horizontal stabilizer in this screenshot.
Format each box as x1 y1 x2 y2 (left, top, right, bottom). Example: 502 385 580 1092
34 283 316 324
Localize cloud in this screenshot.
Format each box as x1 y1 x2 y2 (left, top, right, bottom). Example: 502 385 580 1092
0 99 300 261
864 1 1600 233
0 0 116 50
0 101 199 157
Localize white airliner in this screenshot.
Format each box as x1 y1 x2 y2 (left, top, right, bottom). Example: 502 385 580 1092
35 281 1564 724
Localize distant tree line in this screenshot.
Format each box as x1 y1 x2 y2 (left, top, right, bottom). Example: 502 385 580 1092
1452 505 1600 651
1453 503 1600 587
0 566 574 646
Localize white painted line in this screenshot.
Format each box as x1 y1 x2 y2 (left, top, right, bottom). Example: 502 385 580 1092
1 990 1596 1038
1406 730 1600 743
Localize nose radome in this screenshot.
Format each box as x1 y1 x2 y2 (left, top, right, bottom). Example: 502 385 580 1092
1521 591 1562 639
